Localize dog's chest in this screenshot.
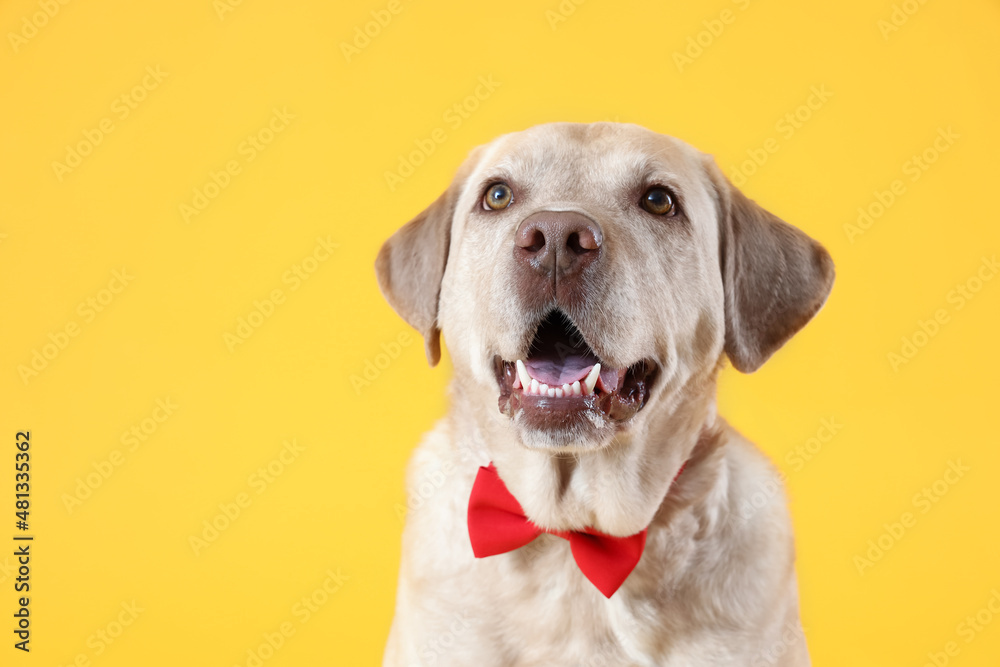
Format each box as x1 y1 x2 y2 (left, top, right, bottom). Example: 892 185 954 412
464 534 666 666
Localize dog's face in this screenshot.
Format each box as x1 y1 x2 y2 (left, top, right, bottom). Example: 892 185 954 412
377 123 833 452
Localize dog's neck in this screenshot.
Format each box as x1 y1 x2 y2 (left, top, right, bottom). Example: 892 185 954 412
450 377 724 536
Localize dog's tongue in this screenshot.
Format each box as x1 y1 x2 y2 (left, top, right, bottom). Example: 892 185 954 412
525 355 594 387
524 355 626 392
522 311 627 392
598 366 624 392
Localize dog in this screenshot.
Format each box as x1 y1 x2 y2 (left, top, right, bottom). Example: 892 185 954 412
376 122 833 666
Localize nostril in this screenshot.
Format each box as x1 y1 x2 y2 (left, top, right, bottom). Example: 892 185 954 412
517 226 546 253
567 228 601 254
567 232 584 255
526 233 545 253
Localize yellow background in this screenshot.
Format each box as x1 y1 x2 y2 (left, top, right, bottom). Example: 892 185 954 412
1 0 999 664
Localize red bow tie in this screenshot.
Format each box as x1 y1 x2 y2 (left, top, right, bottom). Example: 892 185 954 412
467 462 685 598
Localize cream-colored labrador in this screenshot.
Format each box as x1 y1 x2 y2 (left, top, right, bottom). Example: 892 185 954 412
376 122 833 666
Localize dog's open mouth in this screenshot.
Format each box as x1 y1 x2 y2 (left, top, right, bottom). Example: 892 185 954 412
494 311 657 436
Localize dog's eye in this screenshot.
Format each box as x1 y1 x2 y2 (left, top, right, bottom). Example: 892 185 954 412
641 187 676 216
483 183 513 210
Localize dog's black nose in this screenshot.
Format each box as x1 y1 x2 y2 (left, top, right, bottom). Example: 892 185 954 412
514 211 603 285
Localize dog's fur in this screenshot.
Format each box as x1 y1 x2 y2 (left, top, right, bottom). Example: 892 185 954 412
376 123 833 666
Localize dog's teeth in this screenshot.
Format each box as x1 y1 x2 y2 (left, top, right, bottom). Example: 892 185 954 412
517 362 600 397
583 364 601 395
516 359 532 390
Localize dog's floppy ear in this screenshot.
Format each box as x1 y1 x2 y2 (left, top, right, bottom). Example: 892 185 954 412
375 151 480 366
705 157 835 373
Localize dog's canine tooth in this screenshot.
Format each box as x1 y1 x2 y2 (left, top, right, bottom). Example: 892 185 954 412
516 359 532 390
583 364 601 395
571 380 582 396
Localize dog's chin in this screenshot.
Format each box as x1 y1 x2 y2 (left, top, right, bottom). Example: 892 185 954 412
509 402 615 452
492 310 658 453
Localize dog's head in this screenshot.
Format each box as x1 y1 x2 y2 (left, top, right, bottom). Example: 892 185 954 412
377 123 833 452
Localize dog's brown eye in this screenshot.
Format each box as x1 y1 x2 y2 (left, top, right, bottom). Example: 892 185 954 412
641 187 676 216
484 183 513 210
